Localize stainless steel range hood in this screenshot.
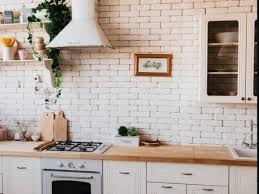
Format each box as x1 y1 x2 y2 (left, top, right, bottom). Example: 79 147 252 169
47 0 112 48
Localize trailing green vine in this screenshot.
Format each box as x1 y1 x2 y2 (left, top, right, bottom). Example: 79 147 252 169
27 0 71 103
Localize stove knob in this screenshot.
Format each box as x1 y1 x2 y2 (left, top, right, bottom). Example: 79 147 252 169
57 162 64 168
68 162 75 168
78 164 85 169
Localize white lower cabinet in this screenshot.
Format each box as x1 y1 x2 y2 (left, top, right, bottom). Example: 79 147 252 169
187 185 228 194
147 163 229 186
3 157 41 194
103 161 146 194
148 182 186 194
230 166 257 194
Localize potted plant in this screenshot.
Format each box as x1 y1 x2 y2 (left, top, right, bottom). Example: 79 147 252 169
27 0 71 103
114 126 140 146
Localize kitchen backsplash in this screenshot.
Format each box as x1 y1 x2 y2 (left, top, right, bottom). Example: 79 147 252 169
0 0 257 145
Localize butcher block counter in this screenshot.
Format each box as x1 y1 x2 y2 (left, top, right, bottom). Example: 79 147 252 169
0 141 256 166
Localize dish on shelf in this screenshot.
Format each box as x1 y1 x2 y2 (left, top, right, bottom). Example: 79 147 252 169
215 32 238 43
141 140 160 147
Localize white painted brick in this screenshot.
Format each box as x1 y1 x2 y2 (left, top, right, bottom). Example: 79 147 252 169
0 0 256 147
229 6 252 12
216 1 239 7
206 7 228 14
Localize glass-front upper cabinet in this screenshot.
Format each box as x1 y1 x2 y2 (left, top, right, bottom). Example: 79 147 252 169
200 13 256 104
246 13 257 104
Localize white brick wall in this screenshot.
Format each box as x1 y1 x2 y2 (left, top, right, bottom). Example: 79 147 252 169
0 0 257 145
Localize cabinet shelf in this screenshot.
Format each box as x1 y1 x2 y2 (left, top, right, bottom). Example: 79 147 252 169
208 42 238 47
208 72 238 75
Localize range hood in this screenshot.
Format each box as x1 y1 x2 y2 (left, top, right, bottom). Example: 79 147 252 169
47 0 112 48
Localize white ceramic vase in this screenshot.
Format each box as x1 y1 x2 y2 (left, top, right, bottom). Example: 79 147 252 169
3 47 14 61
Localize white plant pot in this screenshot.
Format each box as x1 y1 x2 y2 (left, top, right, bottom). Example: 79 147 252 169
3 47 14 61
35 9 49 22
113 136 140 147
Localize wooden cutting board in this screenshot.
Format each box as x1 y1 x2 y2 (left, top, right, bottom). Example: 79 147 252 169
54 111 68 141
40 112 54 141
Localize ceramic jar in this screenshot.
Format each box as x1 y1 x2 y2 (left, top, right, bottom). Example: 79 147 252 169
3 47 14 61
34 37 47 60
0 126 7 141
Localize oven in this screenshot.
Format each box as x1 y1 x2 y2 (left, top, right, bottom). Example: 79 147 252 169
42 158 102 194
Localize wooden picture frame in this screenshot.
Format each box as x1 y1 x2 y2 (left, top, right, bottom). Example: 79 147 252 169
134 54 173 77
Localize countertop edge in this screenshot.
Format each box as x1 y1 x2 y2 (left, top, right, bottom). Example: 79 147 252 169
0 151 256 166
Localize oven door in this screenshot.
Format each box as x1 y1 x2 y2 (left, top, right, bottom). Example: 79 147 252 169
43 170 101 194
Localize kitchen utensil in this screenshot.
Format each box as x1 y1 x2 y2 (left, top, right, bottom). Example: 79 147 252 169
0 37 16 47
54 111 68 142
40 112 54 141
34 141 56 151
215 32 238 43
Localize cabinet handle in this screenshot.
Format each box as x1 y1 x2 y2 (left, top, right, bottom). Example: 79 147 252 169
17 166 27 170
181 172 192 176
241 97 245 101
202 188 214 191
119 171 130 175
161 185 173 189
50 174 94 180
247 97 252 101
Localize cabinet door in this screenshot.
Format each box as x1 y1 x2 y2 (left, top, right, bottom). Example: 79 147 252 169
3 157 41 194
103 161 146 194
246 13 257 103
230 166 257 194
200 14 247 103
187 185 228 194
148 183 186 194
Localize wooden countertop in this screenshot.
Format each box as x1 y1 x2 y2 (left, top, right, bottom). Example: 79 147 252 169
0 141 256 166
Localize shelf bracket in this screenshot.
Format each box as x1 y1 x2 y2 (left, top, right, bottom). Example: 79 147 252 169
43 59 55 88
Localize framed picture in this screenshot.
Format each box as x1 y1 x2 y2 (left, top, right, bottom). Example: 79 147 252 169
134 54 173 77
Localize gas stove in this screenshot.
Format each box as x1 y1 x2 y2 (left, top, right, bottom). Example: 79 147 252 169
46 141 111 154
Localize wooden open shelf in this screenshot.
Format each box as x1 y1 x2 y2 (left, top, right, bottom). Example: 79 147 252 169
0 22 45 30
0 59 37 63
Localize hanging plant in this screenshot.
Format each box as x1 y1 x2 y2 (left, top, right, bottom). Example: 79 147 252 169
27 0 71 103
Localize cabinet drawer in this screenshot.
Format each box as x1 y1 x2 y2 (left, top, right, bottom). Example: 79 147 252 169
147 162 228 186
187 185 228 194
4 157 34 172
148 182 186 194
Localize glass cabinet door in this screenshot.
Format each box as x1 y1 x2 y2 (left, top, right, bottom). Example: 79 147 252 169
200 14 246 103
246 13 257 104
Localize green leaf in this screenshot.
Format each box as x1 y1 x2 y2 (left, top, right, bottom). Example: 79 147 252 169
27 0 71 103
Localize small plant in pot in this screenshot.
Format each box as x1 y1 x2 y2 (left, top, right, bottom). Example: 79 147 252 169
114 126 140 146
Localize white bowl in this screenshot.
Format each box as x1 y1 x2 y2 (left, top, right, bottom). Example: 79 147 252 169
215 32 238 43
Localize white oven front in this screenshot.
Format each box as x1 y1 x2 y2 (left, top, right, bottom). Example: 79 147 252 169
43 170 102 194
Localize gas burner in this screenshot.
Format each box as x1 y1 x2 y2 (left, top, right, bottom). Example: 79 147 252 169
46 141 110 154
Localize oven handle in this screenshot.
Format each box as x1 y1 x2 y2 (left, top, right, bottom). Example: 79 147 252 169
50 174 94 180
